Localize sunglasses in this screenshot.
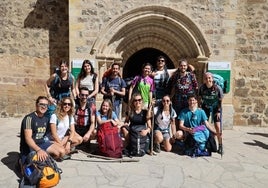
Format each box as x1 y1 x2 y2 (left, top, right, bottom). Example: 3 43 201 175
162 100 170 103
38 103 48 108
80 94 89 97
134 98 142 102
63 102 72 106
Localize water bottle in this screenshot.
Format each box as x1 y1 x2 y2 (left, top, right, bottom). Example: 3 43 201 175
24 165 34 177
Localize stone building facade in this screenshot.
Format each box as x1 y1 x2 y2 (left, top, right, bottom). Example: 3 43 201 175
0 0 267 127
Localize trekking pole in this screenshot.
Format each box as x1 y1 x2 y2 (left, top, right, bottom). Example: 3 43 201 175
150 99 156 156
220 107 223 159
77 150 139 162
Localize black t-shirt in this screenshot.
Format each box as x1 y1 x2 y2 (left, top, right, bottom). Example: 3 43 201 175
19 112 50 155
129 109 147 126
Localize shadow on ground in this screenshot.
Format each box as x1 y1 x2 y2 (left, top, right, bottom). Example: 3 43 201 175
244 140 268 150
247 132 268 138
1 151 21 178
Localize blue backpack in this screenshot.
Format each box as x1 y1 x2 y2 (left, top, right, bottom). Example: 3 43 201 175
213 74 227 93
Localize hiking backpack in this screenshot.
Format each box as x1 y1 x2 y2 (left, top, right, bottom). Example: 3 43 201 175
184 125 211 157
128 124 148 157
22 151 62 187
212 73 227 93
97 122 123 158
44 103 56 119
49 69 74 100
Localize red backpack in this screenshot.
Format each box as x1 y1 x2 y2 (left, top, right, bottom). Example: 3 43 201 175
97 122 123 158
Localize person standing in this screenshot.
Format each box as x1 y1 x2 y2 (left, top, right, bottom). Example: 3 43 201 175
75 60 98 114
45 60 76 118
45 60 76 103
128 63 155 109
19 96 65 163
151 56 173 101
74 87 96 144
169 59 198 116
198 72 224 154
101 63 126 118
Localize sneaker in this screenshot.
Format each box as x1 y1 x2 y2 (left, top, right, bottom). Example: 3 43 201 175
153 143 161 153
217 144 223 155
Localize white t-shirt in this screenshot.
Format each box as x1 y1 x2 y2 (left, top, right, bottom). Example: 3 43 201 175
154 106 177 130
80 74 94 91
50 114 75 140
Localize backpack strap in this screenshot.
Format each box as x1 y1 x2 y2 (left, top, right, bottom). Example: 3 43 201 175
55 115 71 128
163 67 169 87
68 73 73 86
92 73 97 84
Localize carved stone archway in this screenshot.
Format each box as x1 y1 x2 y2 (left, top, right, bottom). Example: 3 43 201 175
91 5 211 81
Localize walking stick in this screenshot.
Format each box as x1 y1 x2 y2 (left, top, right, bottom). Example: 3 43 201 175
77 150 139 162
220 107 223 159
150 99 156 156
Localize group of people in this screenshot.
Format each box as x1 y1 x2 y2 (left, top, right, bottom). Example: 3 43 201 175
19 55 224 166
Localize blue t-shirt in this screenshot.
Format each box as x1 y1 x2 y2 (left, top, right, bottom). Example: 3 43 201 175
178 108 208 128
102 77 126 100
96 110 118 121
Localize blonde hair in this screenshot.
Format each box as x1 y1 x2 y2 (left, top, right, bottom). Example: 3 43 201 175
55 97 74 120
99 99 113 119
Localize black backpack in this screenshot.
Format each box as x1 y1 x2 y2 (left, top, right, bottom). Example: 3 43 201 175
129 124 148 157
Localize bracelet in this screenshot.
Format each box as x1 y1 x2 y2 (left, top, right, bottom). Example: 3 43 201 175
36 149 42 152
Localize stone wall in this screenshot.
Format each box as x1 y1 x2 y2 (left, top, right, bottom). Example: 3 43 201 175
0 0 69 116
234 0 268 126
69 0 237 127
68 0 268 127
0 0 267 127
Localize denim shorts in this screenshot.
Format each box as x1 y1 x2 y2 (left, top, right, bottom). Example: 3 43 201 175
154 127 171 140
32 141 52 152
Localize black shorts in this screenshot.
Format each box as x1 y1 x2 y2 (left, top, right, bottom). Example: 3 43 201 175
75 126 89 137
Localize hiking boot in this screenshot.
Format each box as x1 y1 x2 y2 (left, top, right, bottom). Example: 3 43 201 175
217 144 223 155
153 143 161 153
122 148 131 157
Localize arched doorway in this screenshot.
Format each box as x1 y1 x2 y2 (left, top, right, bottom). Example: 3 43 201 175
123 48 174 79
91 6 211 113
90 6 211 79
